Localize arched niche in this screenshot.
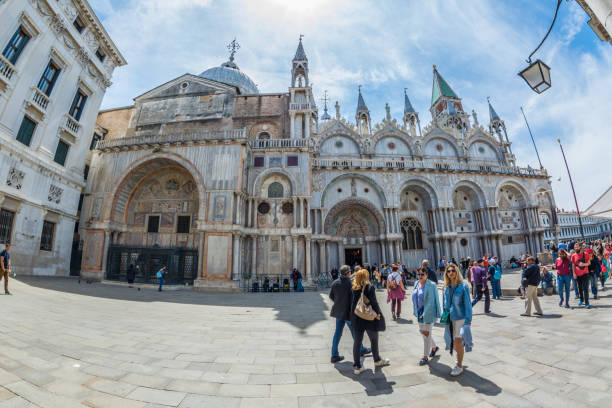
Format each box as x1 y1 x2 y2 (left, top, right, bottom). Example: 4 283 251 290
468 140 499 161
320 135 360 155
321 174 386 209
423 137 459 158
374 136 411 156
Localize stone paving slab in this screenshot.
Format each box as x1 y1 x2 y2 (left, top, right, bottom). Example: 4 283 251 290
0 276 611 407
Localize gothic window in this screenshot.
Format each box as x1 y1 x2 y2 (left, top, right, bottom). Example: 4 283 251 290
401 218 424 250
268 182 283 198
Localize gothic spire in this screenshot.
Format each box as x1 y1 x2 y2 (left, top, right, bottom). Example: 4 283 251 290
488 97 501 122
356 85 368 113
431 65 459 107
293 35 307 61
320 90 331 120
404 88 416 114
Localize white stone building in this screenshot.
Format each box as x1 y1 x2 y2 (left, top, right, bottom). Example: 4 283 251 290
81 39 556 289
0 0 125 275
541 211 612 244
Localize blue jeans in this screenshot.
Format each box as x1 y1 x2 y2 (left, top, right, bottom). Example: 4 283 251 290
297 278 304 292
491 278 501 298
158 277 164 291
331 318 365 356
557 274 571 304
571 276 579 297
590 273 598 296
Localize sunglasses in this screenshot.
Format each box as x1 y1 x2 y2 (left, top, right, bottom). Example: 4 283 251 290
417 273 425 277
447 269 457 273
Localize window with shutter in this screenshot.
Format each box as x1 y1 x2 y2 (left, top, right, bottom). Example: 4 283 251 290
38 61 61 96
16 117 36 146
53 140 69 166
69 89 88 121
2 27 30 65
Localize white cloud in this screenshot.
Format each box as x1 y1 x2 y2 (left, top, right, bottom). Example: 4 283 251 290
91 0 612 211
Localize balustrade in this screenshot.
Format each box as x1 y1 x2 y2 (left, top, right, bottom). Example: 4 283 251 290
0 54 16 84
96 128 248 149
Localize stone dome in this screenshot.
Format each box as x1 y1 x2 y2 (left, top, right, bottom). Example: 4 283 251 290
199 60 258 95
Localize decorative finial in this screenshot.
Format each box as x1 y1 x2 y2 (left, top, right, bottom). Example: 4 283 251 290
321 90 329 109
385 103 391 120
299 34 304 41
358 84 362 93
433 64 437 70
404 87 407 95
335 101 340 119
227 38 240 62
487 96 490 103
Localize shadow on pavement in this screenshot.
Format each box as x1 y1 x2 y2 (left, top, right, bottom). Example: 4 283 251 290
483 312 506 318
537 314 562 318
427 358 501 396
15 276 330 333
334 361 395 396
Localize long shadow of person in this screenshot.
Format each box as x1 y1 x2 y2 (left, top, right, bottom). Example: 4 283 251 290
427 357 501 396
334 361 396 396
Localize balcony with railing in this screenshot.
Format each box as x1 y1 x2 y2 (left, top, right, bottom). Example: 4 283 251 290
0 54 16 89
95 128 248 150
290 102 316 111
30 87 50 114
63 114 81 137
311 157 548 177
250 138 311 149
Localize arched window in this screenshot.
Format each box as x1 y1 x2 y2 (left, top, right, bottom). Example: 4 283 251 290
268 182 284 198
258 132 270 140
401 218 424 250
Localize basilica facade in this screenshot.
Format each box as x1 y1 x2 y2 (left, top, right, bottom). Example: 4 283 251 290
81 39 556 289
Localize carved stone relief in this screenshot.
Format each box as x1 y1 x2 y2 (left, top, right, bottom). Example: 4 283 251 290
6 168 25 190
48 184 63 204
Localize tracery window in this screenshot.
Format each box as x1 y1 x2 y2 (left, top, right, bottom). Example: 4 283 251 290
401 218 424 250
268 182 283 198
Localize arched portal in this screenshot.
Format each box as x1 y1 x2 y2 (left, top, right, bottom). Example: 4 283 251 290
102 157 203 285
323 198 385 268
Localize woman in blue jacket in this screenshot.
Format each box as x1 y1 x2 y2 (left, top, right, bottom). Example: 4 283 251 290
412 267 441 366
443 264 472 377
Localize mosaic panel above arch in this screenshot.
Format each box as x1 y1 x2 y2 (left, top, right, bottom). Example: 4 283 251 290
324 198 385 237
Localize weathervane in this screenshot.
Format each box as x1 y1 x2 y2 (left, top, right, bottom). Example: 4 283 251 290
299 34 304 41
227 38 240 62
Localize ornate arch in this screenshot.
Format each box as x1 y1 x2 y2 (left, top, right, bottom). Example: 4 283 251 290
320 173 388 208
453 180 488 208
495 179 531 208
396 177 439 209
466 136 502 162
251 168 298 196
105 152 206 223
323 198 386 236
422 130 461 158
315 130 361 153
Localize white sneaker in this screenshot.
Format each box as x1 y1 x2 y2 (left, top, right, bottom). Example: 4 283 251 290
374 358 390 367
353 366 364 375
450 365 463 376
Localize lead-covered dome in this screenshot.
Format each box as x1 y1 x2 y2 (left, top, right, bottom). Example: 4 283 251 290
199 59 258 95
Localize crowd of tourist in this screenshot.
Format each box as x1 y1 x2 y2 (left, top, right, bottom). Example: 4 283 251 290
327 239 611 377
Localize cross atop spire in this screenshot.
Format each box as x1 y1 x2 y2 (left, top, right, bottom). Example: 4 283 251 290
227 38 240 63
320 90 331 120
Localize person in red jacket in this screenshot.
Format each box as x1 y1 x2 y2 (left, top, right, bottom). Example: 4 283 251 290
554 249 572 308
571 243 591 308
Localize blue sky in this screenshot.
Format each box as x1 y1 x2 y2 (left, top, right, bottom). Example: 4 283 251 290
90 0 612 212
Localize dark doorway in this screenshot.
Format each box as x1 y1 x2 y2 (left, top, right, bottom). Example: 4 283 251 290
106 245 198 284
344 247 362 268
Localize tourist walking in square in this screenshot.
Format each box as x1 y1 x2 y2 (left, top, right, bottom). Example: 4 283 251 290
329 265 369 363
572 244 591 307
442 264 472 376
587 249 600 299
489 257 502 299
421 259 438 284
412 267 441 366
386 264 405 320
555 249 572 308
521 257 543 316
156 266 167 292
350 269 389 375
0 244 11 295
471 259 491 313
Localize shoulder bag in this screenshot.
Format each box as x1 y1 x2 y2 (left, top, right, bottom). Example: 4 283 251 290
440 286 456 324
355 286 378 321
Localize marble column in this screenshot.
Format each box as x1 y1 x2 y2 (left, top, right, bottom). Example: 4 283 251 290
338 242 343 267
364 242 369 265
319 241 325 276
300 198 305 229
306 199 311 229
305 238 311 280
290 112 295 138
292 236 298 269
380 241 387 265
305 112 311 138
293 197 298 227
395 241 402 264
251 237 257 277
232 234 240 280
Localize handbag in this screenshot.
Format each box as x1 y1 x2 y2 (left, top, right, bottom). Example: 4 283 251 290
440 311 450 324
354 286 378 321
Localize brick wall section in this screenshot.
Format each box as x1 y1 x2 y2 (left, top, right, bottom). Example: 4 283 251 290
97 107 134 140
232 94 289 138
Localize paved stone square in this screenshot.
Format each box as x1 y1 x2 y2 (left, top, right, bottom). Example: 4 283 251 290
0 276 611 408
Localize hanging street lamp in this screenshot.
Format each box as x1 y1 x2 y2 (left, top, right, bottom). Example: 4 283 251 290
518 0 562 93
